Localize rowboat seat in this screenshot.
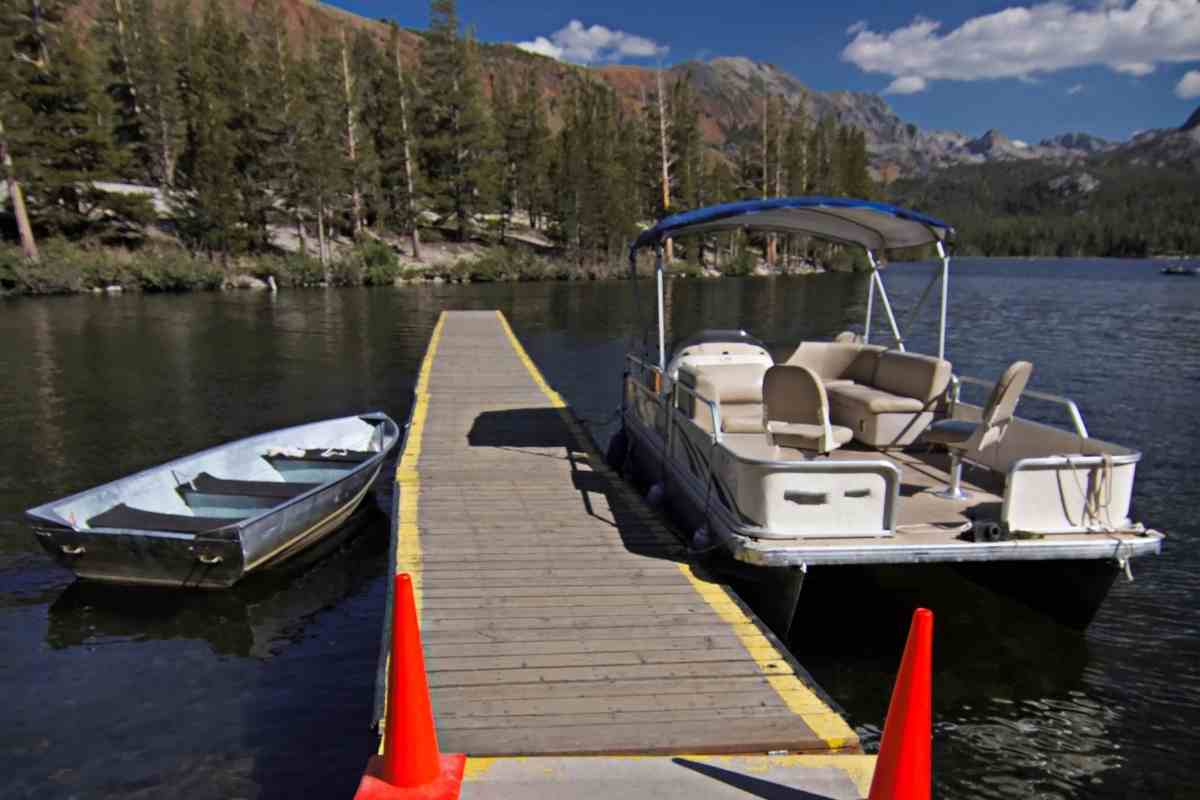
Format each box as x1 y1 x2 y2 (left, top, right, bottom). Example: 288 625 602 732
264 448 373 464
178 472 318 500
88 503 241 533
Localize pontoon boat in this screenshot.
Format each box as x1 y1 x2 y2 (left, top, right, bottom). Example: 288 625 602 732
612 198 1163 630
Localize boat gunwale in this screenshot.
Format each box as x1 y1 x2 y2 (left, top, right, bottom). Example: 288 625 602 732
24 411 399 537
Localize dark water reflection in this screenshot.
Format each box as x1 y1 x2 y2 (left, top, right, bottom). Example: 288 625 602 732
1 259 1196 798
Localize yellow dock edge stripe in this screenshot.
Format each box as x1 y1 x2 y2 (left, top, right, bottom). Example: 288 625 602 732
381 312 446 754
396 311 446 614
493 310 858 752
675 565 858 749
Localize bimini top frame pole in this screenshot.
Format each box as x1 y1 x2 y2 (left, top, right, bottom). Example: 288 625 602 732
656 245 666 370
629 196 955 368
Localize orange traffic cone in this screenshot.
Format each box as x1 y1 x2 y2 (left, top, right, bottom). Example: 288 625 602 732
354 573 465 800
868 607 933 800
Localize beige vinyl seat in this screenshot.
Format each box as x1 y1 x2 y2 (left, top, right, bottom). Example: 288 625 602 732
676 363 770 434
763 365 853 454
924 360 1034 499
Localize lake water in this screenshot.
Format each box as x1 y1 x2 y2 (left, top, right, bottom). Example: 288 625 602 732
1 259 1197 798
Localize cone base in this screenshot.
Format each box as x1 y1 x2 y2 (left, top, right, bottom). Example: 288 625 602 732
354 753 466 800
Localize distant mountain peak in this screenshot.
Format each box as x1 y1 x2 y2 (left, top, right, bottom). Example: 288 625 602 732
1183 106 1200 132
1039 132 1115 153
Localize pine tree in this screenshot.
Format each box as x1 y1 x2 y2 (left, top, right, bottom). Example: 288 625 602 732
418 0 488 242
96 0 144 159
9 16 132 237
174 0 244 257
295 41 348 272
513 69 548 230
249 0 305 252
669 74 701 212
490 68 517 239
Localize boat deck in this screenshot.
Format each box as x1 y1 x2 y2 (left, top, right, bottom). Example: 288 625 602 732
379 310 859 757
719 434 1161 566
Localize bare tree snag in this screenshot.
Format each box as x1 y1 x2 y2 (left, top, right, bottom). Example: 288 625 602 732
656 68 673 263
0 118 39 262
394 38 421 260
339 30 363 237
110 0 142 118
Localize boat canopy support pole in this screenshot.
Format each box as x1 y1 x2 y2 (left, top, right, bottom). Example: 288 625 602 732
866 250 905 351
902 270 942 344
936 240 950 361
864 250 876 343
656 245 666 371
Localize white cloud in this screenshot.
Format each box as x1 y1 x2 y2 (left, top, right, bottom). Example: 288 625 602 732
846 20 868 36
842 0 1200 92
1114 61 1155 76
516 20 668 64
883 75 928 94
1067 83 1085 94
516 36 563 59
1177 70 1200 99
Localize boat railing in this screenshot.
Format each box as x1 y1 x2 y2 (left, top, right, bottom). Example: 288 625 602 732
952 374 1090 440
669 380 723 444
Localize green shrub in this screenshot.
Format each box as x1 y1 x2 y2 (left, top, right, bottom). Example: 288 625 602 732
829 247 870 272
725 248 756 277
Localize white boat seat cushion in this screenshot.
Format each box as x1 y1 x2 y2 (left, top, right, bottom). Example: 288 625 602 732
689 363 768 403
768 421 853 451
827 384 927 414
873 351 952 405
722 413 766 434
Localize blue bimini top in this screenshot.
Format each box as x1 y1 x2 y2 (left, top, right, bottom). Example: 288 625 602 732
631 196 954 256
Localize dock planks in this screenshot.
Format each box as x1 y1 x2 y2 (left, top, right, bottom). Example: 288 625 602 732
385 310 857 757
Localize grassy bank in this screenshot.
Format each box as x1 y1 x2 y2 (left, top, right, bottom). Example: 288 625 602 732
0 236 853 297
0 239 632 296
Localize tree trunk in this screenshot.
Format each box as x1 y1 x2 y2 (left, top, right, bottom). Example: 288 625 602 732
317 203 330 276
0 119 39 262
656 69 673 263
394 40 421 260
296 214 307 256
340 31 363 237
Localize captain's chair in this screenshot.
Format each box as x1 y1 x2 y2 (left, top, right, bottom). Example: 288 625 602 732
924 360 1034 500
763 365 853 454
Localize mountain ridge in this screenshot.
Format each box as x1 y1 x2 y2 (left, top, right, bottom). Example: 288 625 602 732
71 0 1198 178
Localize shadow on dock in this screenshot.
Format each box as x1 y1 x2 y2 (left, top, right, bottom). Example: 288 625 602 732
467 406 689 563
672 757 836 800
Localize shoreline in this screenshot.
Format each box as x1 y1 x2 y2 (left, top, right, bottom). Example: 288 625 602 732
0 239 831 298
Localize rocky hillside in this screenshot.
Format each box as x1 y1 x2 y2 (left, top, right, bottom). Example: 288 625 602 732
70 0 1200 179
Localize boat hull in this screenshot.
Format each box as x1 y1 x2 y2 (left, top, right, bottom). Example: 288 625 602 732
26 413 398 589
30 464 382 589
32 525 246 588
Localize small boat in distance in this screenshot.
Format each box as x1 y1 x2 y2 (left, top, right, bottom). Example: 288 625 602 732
1161 265 1199 276
26 413 400 589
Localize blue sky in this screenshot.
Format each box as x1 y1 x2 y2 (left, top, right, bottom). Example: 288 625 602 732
332 0 1200 142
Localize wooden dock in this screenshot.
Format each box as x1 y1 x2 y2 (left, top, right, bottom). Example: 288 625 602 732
380 310 859 757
